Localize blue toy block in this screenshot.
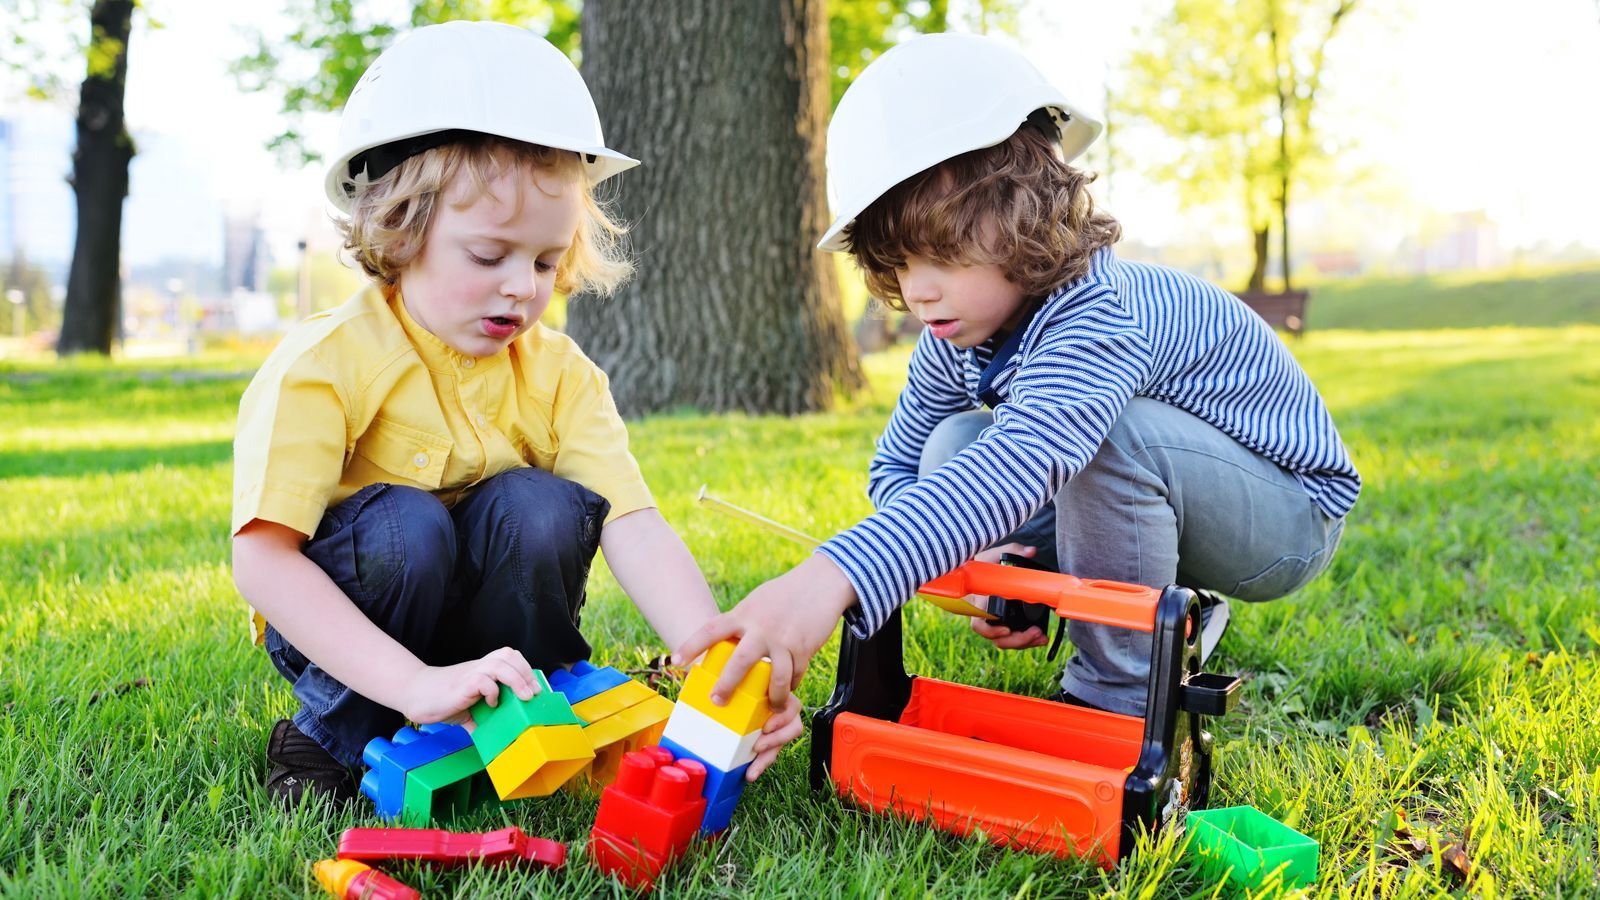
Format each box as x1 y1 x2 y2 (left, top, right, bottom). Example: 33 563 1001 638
359 723 474 819
660 735 750 833
702 793 740 835
547 661 631 707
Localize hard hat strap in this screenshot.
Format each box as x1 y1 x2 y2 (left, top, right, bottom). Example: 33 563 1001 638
348 128 481 185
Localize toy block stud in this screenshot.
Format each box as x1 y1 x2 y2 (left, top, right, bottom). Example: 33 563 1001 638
483 720 594 800
400 746 491 827
588 748 709 890
661 699 762 772
548 661 631 707
676 639 773 736
659 735 750 835
469 670 585 761
359 723 474 820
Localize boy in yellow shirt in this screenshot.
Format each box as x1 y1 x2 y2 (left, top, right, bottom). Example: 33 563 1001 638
231 22 798 805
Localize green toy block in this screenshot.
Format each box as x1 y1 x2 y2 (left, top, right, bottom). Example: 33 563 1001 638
469 670 584 761
1186 806 1319 889
400 746 493 827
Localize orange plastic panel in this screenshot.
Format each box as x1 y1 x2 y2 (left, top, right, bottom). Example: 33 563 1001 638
829 679 1133 866
919 561 1161 633
900 677 1143 773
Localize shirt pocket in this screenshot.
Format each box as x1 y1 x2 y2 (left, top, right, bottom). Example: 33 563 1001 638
352 415 452 490
511 424 558 470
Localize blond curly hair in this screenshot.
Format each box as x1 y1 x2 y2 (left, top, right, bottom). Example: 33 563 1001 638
845 123 1121 309
338 134 632 297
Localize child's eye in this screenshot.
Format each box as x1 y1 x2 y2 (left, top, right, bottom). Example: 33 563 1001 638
534 260 557 274
468 252 503 267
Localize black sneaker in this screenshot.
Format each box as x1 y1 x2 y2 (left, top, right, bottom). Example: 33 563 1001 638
264 719 357 808
1049 689 1107 711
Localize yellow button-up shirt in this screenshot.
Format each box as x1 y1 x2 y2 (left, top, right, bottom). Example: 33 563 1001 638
233 285 654 641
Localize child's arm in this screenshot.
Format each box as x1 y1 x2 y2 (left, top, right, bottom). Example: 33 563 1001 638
233 519 538 724
600 507 804 777
598 507 720 649
673 553 858 710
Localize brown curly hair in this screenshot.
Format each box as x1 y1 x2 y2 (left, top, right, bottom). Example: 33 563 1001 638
844 123 1121 309
338 134 632 297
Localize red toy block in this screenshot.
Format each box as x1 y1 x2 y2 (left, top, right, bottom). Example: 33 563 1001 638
587 747 708 890
338 825 566 870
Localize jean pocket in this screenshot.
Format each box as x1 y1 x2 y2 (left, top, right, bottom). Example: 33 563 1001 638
1231 552 1320 601
265 629 305 683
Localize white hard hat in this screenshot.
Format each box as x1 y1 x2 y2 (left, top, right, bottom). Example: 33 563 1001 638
819 32 1102 252
324 20 638 212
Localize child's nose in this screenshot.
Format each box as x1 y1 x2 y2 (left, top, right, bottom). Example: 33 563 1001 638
502 265 538 301
899 271 939 305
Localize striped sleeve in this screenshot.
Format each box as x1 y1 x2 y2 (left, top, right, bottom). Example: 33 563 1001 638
820 286 1154 637
865 329 976 509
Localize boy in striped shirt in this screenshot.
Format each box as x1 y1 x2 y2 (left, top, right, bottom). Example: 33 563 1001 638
678 33 1358 718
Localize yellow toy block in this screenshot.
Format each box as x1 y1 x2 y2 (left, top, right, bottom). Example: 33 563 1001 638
581 692 673 786
677 639 773 736
572 679 661 724
484 723 594 799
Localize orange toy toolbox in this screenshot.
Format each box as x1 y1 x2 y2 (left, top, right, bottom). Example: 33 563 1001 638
810 560 1242 868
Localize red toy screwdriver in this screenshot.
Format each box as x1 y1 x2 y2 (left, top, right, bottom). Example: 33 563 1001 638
314 859 419 900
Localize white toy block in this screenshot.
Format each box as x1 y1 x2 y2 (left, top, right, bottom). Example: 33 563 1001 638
660 700 761 771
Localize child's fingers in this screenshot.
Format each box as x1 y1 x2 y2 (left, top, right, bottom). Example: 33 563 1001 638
673 615 738 668
970 618 1011 639
485 654 535 701
745 746 779 781
475 672 500 707
714 639 778 707
993 627 1044 649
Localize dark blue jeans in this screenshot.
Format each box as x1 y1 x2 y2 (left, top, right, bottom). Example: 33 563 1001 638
264 467 610 767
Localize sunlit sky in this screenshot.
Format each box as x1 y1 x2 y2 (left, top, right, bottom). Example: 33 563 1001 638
2 0 1597 270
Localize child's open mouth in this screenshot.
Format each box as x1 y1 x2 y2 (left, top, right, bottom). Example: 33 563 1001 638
927 319 958 339
482 316 520 338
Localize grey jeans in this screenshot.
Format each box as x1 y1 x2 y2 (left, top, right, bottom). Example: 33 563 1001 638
920 398 1345 715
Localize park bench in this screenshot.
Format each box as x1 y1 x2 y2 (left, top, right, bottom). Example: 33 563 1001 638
1234 290 1309 337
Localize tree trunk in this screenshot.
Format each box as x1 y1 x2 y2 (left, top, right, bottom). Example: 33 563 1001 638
1247 226 1269 293
1268 0 1293 293
58 0 135 356
1278 171 1291 292
571 0 863 416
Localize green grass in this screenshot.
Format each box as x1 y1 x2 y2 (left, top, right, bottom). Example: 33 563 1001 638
2 313 1598 895
1307 262 1600 331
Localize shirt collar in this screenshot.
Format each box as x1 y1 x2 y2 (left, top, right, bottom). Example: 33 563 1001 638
390 288 499 375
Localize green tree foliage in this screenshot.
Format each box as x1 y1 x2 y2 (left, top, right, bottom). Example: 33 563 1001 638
1115 0 1356 292
2 0 156 355
232 0 578 165
828 0 1019 107
234 1 1019 156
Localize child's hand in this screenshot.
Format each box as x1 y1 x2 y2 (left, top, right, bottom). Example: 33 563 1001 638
969 616 1049 650
674 554 857 709
401 646 539 725
745 691 804 781
966 542 1049 650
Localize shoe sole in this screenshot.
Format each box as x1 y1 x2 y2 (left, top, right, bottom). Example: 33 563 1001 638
1197 594 1230 665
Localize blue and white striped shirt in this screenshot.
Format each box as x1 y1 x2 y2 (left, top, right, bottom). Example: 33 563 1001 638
817 248 1360 639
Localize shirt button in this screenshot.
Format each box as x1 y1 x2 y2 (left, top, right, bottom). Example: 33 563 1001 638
413 452 429 468
475 414 488 428
461 357 475 369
